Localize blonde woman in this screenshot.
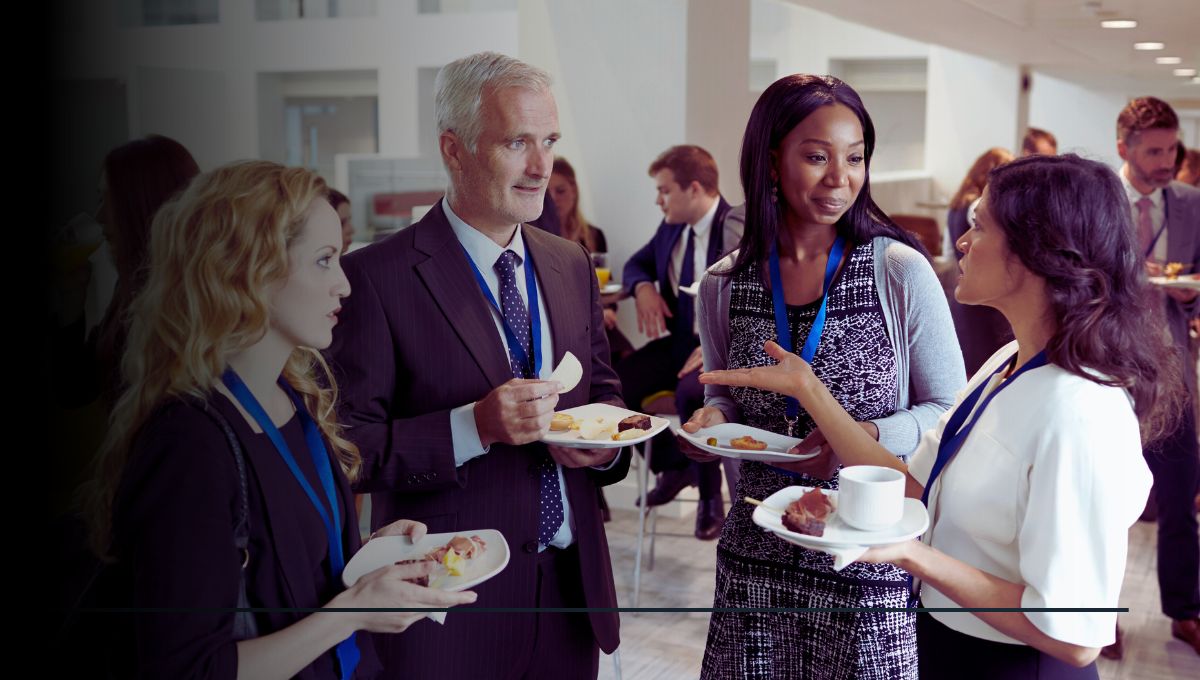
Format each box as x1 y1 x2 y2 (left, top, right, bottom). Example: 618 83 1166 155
88 161 475 679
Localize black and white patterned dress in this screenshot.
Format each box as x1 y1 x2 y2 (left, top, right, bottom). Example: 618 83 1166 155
700 243 918 680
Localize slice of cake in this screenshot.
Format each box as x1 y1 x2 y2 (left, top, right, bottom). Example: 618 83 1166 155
781 487 834 537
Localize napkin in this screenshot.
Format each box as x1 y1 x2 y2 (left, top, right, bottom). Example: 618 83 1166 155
819 544 869 571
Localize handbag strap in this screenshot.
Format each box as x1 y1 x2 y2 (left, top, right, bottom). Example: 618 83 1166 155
196 399 258 640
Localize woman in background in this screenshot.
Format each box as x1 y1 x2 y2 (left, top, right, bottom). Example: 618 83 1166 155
947 147 1014 376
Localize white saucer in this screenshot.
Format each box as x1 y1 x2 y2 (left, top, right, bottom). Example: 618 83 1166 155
752 485 928 549
676 423 819 463
343 529 509 591
540 403 670 449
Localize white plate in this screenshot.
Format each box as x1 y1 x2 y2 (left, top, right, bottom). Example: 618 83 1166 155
343 529 510 591
676 423 819 463
540 403 670 449
600 283 623 295
752 486 929 548
1149 276 1200 290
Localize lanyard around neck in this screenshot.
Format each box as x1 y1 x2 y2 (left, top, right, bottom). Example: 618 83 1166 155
769 234 846 437
463 244 543 378
221 369 360 679
921 350 1049 506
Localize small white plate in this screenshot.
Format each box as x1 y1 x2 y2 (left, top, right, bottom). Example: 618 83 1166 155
541 403 670 449
343 529 509 591
600 283 623 295
676 423 818 463
752 486 929 549
1149 276 1200 290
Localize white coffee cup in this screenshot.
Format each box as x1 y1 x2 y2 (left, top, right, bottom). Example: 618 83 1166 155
838 465 905 531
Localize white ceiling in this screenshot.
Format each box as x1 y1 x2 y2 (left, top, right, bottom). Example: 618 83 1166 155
790 0 1200 100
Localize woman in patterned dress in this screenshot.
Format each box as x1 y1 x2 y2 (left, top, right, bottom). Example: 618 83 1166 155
679 74 965 679
700 154 1182 678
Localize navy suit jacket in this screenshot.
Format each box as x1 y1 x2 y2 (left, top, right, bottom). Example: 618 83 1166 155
1160 181 1200 393
326 201 626 676
621 196 741 339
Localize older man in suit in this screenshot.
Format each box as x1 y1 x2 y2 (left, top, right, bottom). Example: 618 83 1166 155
618 145 744 540
328 52 627 679
1102 96 1200 659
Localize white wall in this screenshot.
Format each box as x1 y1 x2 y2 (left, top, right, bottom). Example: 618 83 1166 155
1028 72 1128 171
55 0 518 170
924 46 1020 198
520 0 689 348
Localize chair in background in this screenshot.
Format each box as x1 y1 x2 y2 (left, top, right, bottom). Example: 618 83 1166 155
891 214 942 257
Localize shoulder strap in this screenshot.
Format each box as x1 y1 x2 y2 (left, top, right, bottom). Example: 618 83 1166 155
196 399 259 641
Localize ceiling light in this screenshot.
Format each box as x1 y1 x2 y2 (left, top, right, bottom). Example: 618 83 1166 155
1174 68 1198 77
1135 42 1165 50
1157 57 1182 65
1101 20 1137 28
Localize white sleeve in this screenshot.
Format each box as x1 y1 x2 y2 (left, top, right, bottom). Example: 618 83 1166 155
1017 392 1150 647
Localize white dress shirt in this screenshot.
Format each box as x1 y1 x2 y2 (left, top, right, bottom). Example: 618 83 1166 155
907 341 1149 647
1121 166 1168 262
443 198 576 549
667 197 718 336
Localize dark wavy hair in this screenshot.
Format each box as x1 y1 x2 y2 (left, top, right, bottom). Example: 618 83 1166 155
727 74 924 278
986 154 1183 443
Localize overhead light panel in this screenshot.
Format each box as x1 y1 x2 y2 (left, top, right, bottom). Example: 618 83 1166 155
1156 57 1183 65
1135 42 1165 50
1174 68 1198 77
1101 20 1138 28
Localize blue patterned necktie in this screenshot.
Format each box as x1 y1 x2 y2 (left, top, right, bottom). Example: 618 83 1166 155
493 250 563 546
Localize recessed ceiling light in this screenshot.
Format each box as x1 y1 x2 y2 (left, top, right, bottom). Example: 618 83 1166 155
1135 42 1165 50
1157 57 1183 65
1174 68 1198 77
1101 20 1138 28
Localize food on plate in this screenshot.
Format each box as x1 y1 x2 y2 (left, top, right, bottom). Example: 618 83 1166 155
612 428 648 441
706 437 718 446
730 435 769 451
578 417 618 440
782 487 834 537
1165 261 1184 279
618 414 652 431
424 535 488 577
550 413 575 432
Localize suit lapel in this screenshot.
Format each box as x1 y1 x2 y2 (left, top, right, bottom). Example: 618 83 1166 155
413 204 513 390
524 225 570 371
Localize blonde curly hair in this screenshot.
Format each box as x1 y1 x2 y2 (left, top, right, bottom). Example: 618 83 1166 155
87 160 360 557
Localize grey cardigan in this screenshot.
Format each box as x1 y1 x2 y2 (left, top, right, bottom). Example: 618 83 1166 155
697 236 966 458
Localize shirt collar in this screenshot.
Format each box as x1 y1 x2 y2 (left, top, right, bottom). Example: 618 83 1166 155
1120 165 1164 209
688 196 720 238
443 197 527 268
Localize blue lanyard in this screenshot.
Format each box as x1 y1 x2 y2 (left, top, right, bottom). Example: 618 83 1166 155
921 350 1048 505
463 245 543 378
221 369 360 679
769 235 846 437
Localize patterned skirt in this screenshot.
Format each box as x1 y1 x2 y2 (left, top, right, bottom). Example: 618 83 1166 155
700 548 917 679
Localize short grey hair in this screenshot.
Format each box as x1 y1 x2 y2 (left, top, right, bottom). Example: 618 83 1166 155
435 51 552 152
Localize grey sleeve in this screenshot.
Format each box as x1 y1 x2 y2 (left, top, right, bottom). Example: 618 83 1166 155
698 254 742 424
872 242 966 456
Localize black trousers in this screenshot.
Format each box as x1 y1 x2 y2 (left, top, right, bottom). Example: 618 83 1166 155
615 336 722 499
916 614 1098 680
1144 403 1200 620
515 545 599 679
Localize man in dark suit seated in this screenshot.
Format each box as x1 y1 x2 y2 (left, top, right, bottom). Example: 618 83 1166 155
618 145 744 540
328 51 627 679
1102 96 1200 660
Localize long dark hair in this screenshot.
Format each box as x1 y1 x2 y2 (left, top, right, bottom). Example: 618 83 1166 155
987 154 1183 443
95 135 199 400
728 74 923 277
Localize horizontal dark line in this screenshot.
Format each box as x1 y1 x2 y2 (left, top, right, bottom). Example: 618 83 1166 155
70 607 1129 614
